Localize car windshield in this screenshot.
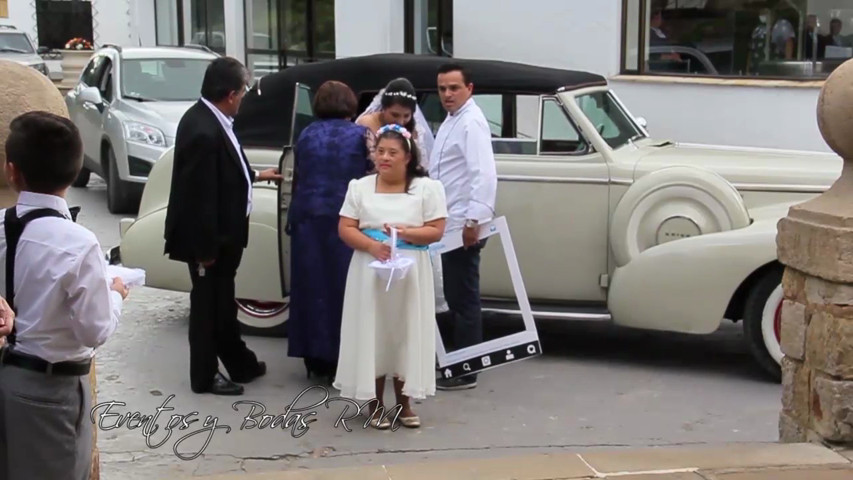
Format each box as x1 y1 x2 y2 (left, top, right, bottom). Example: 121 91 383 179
574 90 645 150
0 33 34 54
121 58 211 101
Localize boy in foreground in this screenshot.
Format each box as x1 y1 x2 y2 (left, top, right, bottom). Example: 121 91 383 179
0 111 128 479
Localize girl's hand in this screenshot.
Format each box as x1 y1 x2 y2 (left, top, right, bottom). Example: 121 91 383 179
368 241 391 262
384 224 408 240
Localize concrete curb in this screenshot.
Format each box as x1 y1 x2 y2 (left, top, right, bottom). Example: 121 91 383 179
182 443 853 479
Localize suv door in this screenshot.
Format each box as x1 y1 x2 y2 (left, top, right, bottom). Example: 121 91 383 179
277 83 317 297
68 54 105 164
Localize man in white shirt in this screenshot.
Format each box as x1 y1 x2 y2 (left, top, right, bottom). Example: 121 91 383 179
429 63 497 391
0 111 129 480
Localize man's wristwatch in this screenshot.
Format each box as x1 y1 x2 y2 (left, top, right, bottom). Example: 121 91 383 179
465 219 478 229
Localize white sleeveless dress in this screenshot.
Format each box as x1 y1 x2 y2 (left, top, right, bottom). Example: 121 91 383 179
333 175 448 400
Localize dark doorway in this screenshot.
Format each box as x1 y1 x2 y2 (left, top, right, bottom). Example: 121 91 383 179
36 0 94 50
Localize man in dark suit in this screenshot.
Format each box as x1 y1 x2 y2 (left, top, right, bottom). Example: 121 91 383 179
164 57 281 396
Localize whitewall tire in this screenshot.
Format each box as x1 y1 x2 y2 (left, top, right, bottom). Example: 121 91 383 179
742 266 783 381
236 298 289 337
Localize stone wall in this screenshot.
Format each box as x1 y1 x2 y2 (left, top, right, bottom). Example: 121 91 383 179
777 58 853 448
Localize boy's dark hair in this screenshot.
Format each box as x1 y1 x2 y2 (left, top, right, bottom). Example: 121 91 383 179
201 57 250 103
5 111 83 193
313 80 358 119
437 62 471 85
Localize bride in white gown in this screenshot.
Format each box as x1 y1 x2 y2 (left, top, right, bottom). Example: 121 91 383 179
356 78 435 170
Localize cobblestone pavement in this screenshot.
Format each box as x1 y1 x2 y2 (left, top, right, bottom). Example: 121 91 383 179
66 181 786 480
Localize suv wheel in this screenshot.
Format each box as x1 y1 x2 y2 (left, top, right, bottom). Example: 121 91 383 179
106 146 136 214
72 167 91 188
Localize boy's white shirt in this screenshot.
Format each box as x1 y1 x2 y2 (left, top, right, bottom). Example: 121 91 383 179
0 191 122 363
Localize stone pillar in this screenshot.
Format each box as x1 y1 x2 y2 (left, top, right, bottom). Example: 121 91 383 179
777 59 853 447
0 59 101 479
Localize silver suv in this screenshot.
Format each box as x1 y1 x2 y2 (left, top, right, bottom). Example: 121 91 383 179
0 25 49 77
65 45 217 213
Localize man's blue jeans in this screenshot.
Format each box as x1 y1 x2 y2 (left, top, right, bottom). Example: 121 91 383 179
440 240 486 379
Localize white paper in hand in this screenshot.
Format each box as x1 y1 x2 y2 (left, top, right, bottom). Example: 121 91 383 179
107 265 146 287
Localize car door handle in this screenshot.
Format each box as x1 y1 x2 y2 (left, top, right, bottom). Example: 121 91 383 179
284 168 294 182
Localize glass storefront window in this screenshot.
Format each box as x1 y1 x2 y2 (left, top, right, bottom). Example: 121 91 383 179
622 0 853 79
155 0 179 46
405 0 453 56
244 0 336 79
190 0 226 53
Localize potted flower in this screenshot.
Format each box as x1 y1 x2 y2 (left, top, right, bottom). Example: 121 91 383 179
58 38 95 90
64 37 94 50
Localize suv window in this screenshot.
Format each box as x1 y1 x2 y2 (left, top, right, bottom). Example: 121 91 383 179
80 56 103 86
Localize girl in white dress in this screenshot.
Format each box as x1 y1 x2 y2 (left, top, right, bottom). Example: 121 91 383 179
335 124 447 429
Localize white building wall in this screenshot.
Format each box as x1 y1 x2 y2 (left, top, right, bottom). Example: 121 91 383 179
612 81 827 152
454 0 622 77
335 0 405 58
93 0 133 46
4 1 37 43
134 0 157 47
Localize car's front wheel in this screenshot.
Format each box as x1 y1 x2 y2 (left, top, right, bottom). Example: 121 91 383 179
743 266 784 381
106 146 138 214
236 298 289 337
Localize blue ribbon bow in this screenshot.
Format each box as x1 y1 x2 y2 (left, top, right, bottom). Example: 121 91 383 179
361 229 428 250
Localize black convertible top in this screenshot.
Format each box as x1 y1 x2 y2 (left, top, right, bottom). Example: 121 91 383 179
233 53 607 148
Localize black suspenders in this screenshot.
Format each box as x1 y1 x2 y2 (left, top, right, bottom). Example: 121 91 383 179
4 207 71 345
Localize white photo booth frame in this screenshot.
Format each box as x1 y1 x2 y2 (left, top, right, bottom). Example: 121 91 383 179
430 216 541 379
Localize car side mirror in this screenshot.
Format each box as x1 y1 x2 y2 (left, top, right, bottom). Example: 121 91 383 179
79 86 103 105
636 116 648 129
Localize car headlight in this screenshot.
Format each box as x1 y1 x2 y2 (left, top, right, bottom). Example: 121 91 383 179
124 122 166 147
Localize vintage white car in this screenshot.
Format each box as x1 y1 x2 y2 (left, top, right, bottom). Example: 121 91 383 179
111 54 841 380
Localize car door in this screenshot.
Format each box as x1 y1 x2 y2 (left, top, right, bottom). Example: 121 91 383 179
480 94 611 304
277 82 317 296
68 54 105 163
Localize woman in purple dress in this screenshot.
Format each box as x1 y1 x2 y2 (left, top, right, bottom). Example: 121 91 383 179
285 81 373 383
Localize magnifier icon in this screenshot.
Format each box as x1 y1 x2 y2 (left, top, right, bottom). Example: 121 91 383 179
463 363 471 372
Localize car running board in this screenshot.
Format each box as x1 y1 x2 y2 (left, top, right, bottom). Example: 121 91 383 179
480 299 612 321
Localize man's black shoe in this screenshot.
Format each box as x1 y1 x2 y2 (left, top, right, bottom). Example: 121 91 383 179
436 376 477 391
195 372 244 395
231 361 266 384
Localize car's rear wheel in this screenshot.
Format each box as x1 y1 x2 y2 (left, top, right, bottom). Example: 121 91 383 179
743 266 784 381
236 298 289 337
72 167 91 188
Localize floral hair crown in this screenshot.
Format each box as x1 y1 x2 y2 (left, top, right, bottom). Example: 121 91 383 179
383 90 417 101
377 124 412 148
377 123 412 138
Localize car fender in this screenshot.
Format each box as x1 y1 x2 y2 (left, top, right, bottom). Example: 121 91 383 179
609 165 751 268
119 147 284 303
607 216 780 334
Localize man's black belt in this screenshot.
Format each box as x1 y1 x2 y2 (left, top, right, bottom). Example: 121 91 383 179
0 348 91 376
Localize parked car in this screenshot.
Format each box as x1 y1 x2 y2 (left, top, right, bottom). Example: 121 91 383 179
0 25 49 77
110 54 841 380
65 45 218 213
